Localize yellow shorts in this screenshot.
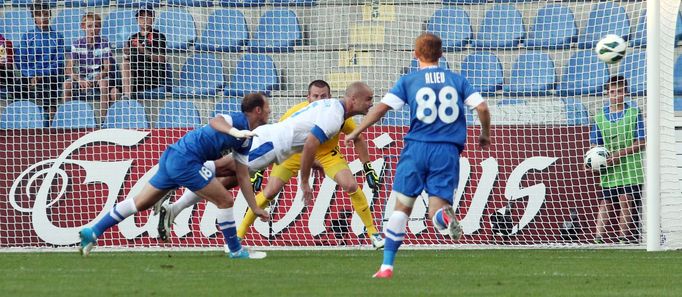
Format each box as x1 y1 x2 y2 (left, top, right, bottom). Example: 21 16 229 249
270 146 350 182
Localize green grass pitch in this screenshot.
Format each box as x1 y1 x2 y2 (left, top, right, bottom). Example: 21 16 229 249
1 249 681 296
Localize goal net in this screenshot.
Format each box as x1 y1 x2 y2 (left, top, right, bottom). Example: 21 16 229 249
0 0 679 250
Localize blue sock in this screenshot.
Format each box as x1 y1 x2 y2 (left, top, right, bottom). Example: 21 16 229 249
382 211 408 267
382 236 403 266
92 199 138 237
217 208 241 253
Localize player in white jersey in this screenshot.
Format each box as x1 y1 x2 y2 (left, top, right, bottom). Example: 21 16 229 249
156 82 376 242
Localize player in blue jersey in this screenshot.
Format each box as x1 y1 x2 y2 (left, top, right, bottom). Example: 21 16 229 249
78 93 272 259
345 33 492 278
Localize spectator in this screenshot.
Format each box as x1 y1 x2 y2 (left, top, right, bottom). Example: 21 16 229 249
121 7 167 100
63 12 118 118
0 33 17 99
17 0 66 119
590 75 645 244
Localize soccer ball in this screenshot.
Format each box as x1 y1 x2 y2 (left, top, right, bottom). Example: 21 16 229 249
595 34 627 64
584 146 610 172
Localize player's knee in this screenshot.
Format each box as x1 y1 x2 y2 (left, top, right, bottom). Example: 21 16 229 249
340 181 358 193
214 196 234 209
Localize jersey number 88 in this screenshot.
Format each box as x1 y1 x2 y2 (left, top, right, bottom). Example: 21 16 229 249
415 86 459 124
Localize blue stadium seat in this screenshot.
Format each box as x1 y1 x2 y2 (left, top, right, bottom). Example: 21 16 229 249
562 97 590 125
11 0 57 7
674 56 682 95
676 12 682 44
51 100 96 128
225 54 279 97
472 5 525 49
213 97 242 116
381 108 410 126
154 8 196 50
102 99 149 129
675 96 682 111
503 51 555 97
525 4 577 49
426 7 472 52
441 0 486 4
0 9 36 45
460 51 503 96
219 0 265 7
52 8 86 47
172 53 225 97
167 0 214 7
196 9 249 52
116 0 161 8
249 9 302 53
630 10 646 47
64 0 110 7
269 0 316 5
0 101 45 129
156 100 201 128
557 50 609 96
497 98 526 105
102 9 138 49
577 2 630 49
618 50 646 96
405 57 449 74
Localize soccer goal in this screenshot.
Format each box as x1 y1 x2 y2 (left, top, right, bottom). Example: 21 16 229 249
0 0 679 251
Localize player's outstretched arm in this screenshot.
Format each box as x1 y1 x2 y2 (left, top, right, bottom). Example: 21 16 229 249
235 161 269 222
209 115 257 139
345 103 391 146
300 134 322 205
475 101 492 149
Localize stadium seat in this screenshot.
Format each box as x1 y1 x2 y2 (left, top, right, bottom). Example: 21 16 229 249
380 108 410 126
269 0 317 5
213 97 242 116
497 98 526 105
219 0 265 7
460 51 503 96
503 51 556 97
166 0 214 7
0 9 36 45
154 8 196 50
156 100 201 128
525 4 577 49
577 2 630 49
675 96 682 111
676 12 682 44
562 97 590 125
116 0 161 8
674 56 682 95
619 50 647 96
51 100 96 129
0 101 45 129
472 5 525 49
172 53 225 97
196 9 249 52
63 0 110 7
51 8 86 47
557 50 609 96
248 9 302 53
102 9 138 49
225 54 279 97
102 99 149 129
11 0 57 7
630 10 647 47
426 7 472 52
441 0 486 4
404 57 449 74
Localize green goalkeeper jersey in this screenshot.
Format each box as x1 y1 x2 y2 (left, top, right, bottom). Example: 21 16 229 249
595 105 644 188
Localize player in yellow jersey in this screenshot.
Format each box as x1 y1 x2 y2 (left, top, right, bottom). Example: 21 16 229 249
239 80 384 248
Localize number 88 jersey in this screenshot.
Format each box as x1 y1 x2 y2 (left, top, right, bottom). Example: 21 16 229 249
381 66 484 147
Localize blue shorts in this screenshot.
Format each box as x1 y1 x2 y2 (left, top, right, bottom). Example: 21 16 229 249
149 148 214 192
392 140 461 203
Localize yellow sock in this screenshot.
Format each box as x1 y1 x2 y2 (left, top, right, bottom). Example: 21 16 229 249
237 192 270 238
349 188 378 236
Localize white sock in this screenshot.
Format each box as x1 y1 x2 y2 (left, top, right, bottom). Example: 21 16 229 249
384 210 408 242
171 189 202 214
111 199 138 221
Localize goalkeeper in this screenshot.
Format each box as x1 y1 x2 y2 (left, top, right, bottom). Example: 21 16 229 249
242 80 384 248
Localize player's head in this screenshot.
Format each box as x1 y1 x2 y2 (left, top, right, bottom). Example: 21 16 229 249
307 80 331 102
605 75 628 104
414 33 443 66
344 81 373 116
242 92 271 126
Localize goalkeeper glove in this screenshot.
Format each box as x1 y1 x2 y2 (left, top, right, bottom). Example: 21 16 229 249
363 162 381 196
250 169 265 193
